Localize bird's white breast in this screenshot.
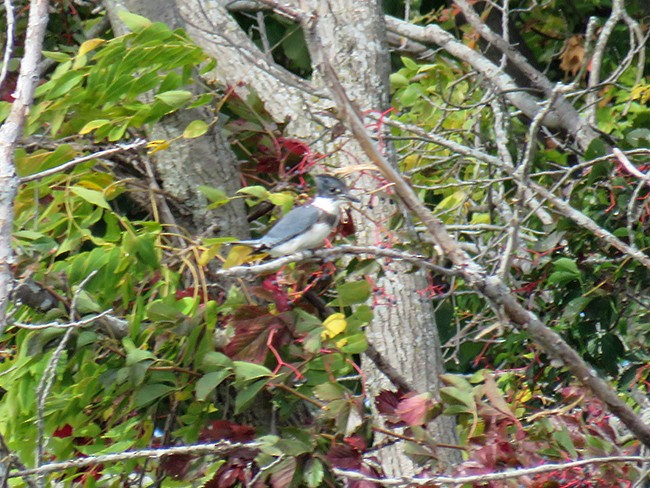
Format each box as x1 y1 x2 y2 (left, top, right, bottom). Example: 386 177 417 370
311 196 341 214
267 222 333 256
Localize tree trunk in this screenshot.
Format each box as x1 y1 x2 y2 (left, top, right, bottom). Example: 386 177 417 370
306 0 460 473
103 0 249 239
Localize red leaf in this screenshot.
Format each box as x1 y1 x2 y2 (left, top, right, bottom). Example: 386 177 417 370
211 450 258 488
278 137 310 158
200 420 256 443
349 464 382 488
160 454 193 479
395 392 434 426
53 424 73 438
326 443 362 470
270 457 296 488
375 390 401 415
344 434 366 451
262 277 291 312
223 305 281 362
338 209 356 237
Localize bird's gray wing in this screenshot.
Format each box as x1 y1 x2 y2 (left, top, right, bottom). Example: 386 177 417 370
260 205 320 247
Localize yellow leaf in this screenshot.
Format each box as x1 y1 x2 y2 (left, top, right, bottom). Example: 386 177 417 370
402 154 421 171
631 84 650 104
470 213 491 225
147 140 170 154
198 244 222 267
559 35 585 78
515 386 533 404
223 245 254 269
434 190 466 213
175 389 192 401
78 38 105 57
321 313 347 340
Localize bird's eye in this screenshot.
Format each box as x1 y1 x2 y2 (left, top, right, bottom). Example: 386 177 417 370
330 187 340 193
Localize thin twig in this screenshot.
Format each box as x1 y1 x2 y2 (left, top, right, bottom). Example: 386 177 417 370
0 0 15 90
11 309 113 330
19 139 148 183
586 0 623 125
35 271 97 487
613 147 650 185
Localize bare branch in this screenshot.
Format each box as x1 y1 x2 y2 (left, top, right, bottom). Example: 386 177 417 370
334 455 650 486
295 9 650 448
385 14 599 151
214 245 455 278
11 309 114 330
19 138 148 183
383 116 650 272
35 271 97 487
613 147 650 185
0 0 49 334
0 0 15 89
9 441 261 480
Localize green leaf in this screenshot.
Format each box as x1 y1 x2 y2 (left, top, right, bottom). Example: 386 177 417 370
47 71 85 99
183 120 209 139
562 296 592 322
146 300 185 322
553 258 580 275
237 185 270 201
626 128 650 146
347 305 373 329
313 383 345 401
268 192 295 208
126 348 156 366
390 72 409 88
195 370 231 401
304 459 324 488
79 119 111 135
339 333 367 354
198 186 229 205
134 383 175 408
553 425 578 458
125 233 160 269
117 10 152 32
329 281 371 307
42 51 71 62
235 378 269 413
398 83 424 106
548 257 582 285
440 386 476 414
70 186 111 210
401 56 419 71
155 90 193 108
200 351 233 371
234 361 273 381
584 138 608 160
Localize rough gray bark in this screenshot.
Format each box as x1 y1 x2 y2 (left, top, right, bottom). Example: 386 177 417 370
103 0 248 238
174 0 460 474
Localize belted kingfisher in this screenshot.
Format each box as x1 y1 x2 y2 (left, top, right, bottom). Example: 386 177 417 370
236 175 359 257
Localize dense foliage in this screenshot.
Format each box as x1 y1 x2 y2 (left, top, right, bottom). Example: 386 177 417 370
1 0 649 486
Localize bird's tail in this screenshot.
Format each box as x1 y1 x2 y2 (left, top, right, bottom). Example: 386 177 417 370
230 239 265 251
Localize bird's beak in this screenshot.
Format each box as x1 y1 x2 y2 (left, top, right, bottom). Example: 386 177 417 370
344 192 360 203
